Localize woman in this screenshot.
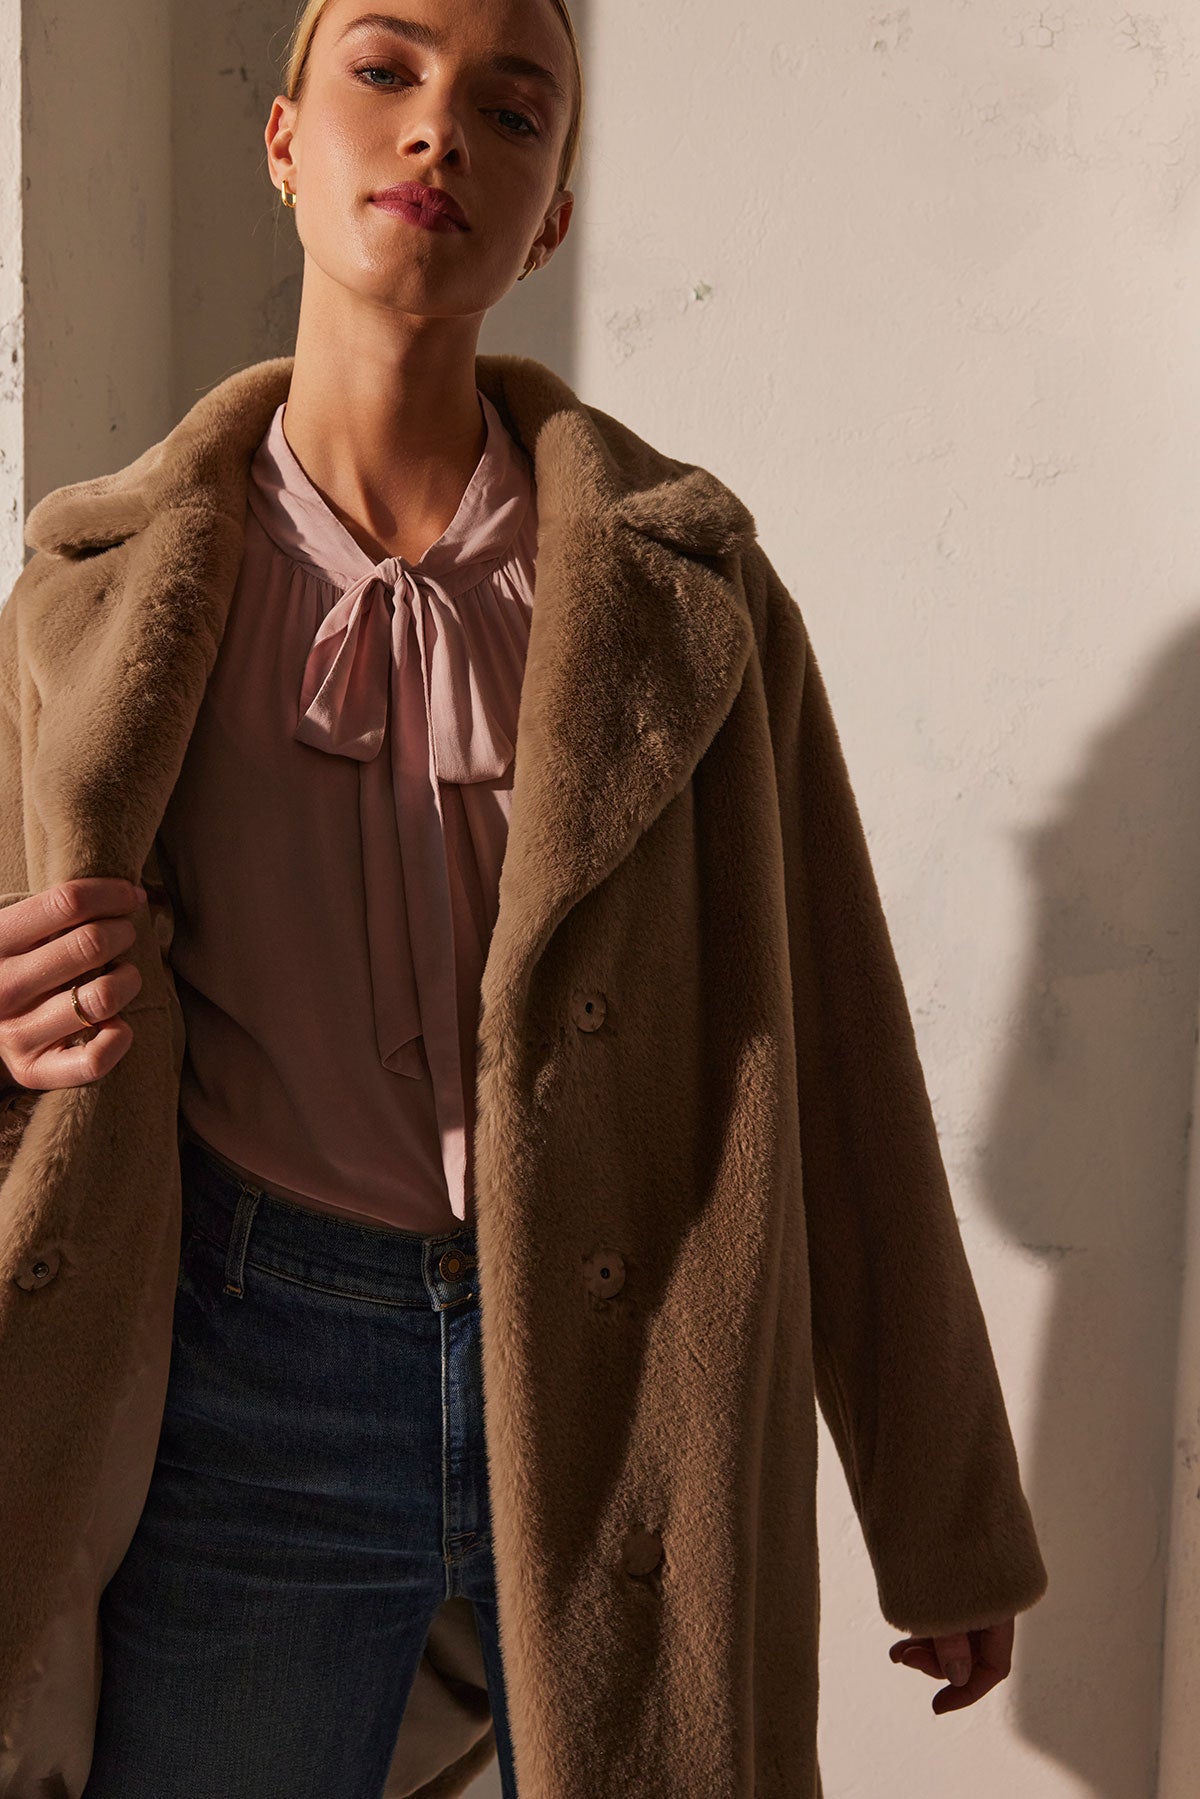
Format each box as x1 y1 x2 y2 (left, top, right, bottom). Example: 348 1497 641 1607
0 0 1049 1793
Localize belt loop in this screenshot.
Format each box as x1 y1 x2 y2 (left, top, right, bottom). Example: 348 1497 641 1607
222 1183 261 1298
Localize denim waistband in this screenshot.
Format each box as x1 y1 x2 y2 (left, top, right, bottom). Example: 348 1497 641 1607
177 1130 479 1312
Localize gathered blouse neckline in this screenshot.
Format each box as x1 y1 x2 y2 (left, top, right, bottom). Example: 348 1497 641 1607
246 388 535 597
179 379 540 1225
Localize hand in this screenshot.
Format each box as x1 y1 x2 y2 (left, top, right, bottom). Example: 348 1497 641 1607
888 1617 1014 1713
0 878 148 1093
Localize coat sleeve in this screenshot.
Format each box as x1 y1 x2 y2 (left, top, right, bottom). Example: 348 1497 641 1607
747 539 1049 1639
0 582 44 1164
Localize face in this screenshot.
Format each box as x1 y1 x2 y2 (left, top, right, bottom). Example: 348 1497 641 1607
265 0 576 320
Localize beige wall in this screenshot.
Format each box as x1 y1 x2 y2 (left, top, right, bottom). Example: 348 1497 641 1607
10 2 1200 1794
584 9 1200 1795
0 0 21 598
20 1 172 558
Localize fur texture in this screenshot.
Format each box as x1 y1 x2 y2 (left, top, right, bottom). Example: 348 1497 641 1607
0 354 1048 1795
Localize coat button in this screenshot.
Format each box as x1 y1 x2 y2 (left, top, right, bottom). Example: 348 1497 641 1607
621 1527 664 1577
13 1246 61 1291
584 1248 625 1298
572 990 606 1032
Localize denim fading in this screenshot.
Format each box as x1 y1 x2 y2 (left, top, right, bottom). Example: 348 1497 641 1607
82 1131 517 1799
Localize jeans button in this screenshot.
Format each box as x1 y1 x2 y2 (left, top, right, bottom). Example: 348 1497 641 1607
439 1248 476 1280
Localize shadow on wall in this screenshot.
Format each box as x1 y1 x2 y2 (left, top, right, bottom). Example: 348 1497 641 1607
168 0 584 424
979 615 1200 1796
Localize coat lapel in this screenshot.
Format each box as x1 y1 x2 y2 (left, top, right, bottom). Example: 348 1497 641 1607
21 352 758 1019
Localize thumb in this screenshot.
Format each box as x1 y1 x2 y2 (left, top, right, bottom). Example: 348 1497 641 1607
934 1633 973 1686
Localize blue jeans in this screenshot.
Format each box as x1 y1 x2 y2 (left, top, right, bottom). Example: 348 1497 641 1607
83 1131 517 1797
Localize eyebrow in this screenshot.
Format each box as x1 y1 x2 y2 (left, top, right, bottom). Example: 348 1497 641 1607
335 14 571 107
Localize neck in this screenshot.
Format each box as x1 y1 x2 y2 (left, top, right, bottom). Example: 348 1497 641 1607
279 282 488 564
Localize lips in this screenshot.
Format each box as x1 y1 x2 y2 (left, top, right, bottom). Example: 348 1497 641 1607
372 181 469 229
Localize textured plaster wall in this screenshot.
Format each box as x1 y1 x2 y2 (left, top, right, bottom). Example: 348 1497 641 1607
9 2 1200 1795
0 0 21 597
571 8 1200 1796
21 1 171 547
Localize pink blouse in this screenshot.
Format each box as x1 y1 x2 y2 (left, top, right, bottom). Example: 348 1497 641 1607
155 390 537 1233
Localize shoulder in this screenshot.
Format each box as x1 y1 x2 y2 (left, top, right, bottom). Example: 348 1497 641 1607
21 355 291 563
585 399 762 562
737 537 811 683
1 540 97 628
481 353 761 562
571 393 809 684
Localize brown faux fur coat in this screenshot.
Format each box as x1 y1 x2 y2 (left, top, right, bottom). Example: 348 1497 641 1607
0 352 1048 1796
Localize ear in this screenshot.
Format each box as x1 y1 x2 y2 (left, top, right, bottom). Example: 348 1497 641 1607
264 95 299 195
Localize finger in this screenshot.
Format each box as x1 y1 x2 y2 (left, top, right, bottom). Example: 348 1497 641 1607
890 1640 942 1679
6 1023 132 1093
931 1662 1005 1714
50 957 143 1046
5 963 143 1088
20 1014 135 1091
55 958 144 1033
1 912 140 1024
933 1632 973 1683
976 1619 1015 1678
0 878 145 956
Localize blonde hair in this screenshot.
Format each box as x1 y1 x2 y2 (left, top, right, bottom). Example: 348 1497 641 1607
282 0 585 195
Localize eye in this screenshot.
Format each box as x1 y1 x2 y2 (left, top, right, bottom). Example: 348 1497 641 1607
351 66 540 137
353 64 405 88
492 107 539 138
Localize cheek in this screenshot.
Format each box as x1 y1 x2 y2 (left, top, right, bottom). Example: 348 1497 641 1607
313 117 368 182
296 104 381 194
290 132 383 257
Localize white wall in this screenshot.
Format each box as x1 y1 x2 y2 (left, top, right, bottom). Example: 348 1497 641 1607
579 7 1200 1796
0 0 21 600
12 2 1200 1795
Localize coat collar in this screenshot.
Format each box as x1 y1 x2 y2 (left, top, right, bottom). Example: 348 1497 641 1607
23 353 757 562
21 353 759 1031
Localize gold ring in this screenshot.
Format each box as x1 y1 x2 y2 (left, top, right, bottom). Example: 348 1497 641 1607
70 982 96 1030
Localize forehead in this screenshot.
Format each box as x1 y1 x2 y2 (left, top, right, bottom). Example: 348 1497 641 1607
317 0 575 104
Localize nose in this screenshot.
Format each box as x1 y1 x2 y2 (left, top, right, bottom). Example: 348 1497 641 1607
397 96 468 168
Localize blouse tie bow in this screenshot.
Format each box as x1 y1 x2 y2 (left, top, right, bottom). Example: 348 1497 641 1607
293 557 515 781
291 556 516 1220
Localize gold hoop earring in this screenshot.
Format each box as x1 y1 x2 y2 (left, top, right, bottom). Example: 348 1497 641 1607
280 180 296 209
518 258 536 281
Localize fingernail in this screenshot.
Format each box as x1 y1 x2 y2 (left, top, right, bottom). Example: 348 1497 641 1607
134 884 147 902
948 1659 970 1685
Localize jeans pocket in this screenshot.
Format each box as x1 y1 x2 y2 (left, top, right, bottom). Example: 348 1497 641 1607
171 1221 228 1341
